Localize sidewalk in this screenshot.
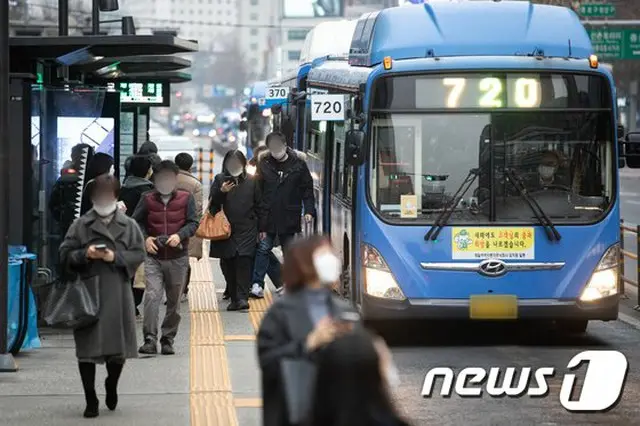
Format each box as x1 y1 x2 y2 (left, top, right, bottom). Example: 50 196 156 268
0 308 190 425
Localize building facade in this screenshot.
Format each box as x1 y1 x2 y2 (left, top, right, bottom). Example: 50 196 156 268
237 0 281 80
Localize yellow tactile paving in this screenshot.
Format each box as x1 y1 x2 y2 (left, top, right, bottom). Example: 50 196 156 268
191 345 232 392
224 335 256 341
190 258 214 283
249 310 266 331
189 288 219 312
249 296 271 312
234 398 263 408
191 312 225 345
190 392 239 426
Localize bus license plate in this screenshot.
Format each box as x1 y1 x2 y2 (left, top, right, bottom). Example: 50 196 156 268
469 295 518 320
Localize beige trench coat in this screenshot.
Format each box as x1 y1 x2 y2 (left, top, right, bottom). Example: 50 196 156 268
177 170 204 259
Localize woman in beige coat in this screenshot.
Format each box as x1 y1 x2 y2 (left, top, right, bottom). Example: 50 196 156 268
175 153 204 299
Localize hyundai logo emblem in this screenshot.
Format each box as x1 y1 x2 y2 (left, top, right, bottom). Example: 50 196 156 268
478 259 507 277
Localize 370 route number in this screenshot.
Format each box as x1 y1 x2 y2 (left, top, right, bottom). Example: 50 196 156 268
266 87 288 99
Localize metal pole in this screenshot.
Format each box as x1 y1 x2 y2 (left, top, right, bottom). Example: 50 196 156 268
0 0 17 372
92 0 100 35
58 0 69 36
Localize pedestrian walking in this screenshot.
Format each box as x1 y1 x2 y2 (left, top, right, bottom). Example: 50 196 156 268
244 145 284 299
175 152 204 302
257 235 358 426
310 329 409 426
133 160 199 355
252 132 315 297
119 155 154 317
209 150 260 311
80 152 114 215
59 174 145 418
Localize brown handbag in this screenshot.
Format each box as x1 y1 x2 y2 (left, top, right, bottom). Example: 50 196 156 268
196 207 231 241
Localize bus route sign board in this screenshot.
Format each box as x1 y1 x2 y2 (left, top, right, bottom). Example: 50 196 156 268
310 94 346 121
264 86 290 107
587 28 640 60
579 4 615 18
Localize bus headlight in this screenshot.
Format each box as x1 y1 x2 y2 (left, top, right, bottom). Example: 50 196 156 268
208 129 216 137
362 244 405 300
192 129 200 136
246 164 256 175
580 243 619 302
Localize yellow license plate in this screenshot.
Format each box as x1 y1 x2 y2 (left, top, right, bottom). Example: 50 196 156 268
469 295 518 320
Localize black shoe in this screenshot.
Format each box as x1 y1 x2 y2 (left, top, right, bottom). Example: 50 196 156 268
222 290 230 300
138 339 157 355
227 300 250 311
160 340 175 355
83 396 99 418
105 378 117 411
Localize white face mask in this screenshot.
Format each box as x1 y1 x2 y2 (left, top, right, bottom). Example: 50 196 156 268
227 163 243 177
384 362 401 391
93 201 117 217
538 165 556 179
312 252 341 284
108 165 115 175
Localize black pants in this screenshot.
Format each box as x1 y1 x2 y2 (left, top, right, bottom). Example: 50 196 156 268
183 264 191 295
220 255 253 303
131 279 144 314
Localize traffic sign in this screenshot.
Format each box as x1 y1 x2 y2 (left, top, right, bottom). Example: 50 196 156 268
588 28 640 60
579 4 615 18
310 94 346 121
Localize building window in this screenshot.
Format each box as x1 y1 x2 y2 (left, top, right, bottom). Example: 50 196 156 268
250 13 258 20
250 43 258 51
288 29 309 41
251 0 258 4
251 28 258 36
250 58 258 66
288 50 301 61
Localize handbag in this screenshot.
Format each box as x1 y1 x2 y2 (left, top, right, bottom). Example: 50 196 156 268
196 204 231 241
42 275 100 330
281 358 317 424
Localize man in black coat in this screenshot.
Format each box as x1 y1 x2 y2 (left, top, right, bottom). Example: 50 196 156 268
251 132 315 295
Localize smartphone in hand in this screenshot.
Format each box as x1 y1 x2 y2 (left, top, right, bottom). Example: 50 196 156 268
94 244 108 251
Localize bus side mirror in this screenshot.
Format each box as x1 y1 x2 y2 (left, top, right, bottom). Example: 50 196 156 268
238 120 248 132
624 132 640 168
345 130 365 166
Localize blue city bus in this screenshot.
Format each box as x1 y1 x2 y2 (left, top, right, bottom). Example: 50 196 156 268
269 64 312 150
299 2 633 332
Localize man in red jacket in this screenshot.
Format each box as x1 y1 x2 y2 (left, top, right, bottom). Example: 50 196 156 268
133 160 199 355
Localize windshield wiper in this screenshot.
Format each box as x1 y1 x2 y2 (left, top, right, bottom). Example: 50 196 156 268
504 168 561 242
424 168 479 241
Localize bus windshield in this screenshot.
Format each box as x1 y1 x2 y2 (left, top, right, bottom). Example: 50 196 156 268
368 72 615 224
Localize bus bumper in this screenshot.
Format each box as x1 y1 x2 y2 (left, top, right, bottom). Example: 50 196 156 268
361 294 619 321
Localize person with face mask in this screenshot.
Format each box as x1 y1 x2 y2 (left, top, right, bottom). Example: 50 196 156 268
257 235 359 426
252 132 316 298
59 174 146 418
310 329 409 426
209 150 261 310
132 160 200 355
538 151 561 188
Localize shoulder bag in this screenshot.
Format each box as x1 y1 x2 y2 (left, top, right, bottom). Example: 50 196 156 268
43 275 100 330
281 358 317 424
196 202 231 241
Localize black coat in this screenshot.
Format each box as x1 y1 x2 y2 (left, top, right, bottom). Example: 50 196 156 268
119 176 154 217
208 172 260 259
257 290 356 426
256 149 316 235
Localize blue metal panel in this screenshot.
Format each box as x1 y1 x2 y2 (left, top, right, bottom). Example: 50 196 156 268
348 1 592 67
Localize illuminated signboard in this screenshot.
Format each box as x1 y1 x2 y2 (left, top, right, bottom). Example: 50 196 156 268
118 82 170 106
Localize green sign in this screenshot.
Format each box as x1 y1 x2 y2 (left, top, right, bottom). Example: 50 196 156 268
579 4 615 18
588 28 640 60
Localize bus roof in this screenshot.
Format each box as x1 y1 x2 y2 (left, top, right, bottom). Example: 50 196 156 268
348 1 592 67
300 20 358 65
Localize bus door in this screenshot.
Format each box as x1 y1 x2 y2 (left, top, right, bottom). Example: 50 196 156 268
305 118 331 237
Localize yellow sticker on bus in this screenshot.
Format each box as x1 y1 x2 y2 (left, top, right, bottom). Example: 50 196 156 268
451 227 534 260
